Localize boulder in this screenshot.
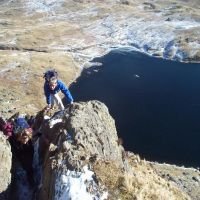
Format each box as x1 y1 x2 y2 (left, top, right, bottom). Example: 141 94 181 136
0 133 12 200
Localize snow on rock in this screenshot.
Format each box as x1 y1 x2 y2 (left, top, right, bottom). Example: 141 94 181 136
0 62 20 74
86 13 200 62
1 0 200 63
49 118 63 128
24 0 65 14
54 165 108 200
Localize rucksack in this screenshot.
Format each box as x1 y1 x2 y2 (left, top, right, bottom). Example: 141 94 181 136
43 69 58 82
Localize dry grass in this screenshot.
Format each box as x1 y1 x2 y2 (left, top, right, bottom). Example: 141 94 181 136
93 156 191 200
0 50 79 118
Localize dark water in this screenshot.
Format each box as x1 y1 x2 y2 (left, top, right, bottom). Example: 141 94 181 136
70 50 200 167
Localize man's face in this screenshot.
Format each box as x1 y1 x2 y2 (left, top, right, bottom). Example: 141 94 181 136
17 128 32 144
49 82 57 90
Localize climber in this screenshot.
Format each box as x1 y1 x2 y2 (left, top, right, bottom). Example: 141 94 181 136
43 69 74 111
0 114 35 186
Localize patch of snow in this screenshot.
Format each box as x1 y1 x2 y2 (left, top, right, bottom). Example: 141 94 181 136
84 62 102 69
169 20 200 30
152 161 199 171
49 118 62 128
0 37 17 46
25 0 65 14
44 115 51 120
173 49 188 61
3 0 199 63
55 165 108 200
0 62 20 74
188 41 200 49
84 11 200 62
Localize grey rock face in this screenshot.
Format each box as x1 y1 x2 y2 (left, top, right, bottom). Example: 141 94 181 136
0 133 12 200
66 101 124 167
37 100 192 200
38 101 125 200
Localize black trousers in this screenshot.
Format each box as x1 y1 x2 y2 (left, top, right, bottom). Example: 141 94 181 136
9 138 34 186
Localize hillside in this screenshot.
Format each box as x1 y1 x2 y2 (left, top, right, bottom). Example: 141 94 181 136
0 0 200 118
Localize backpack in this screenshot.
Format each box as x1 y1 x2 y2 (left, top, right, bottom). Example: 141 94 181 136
43 69 58 82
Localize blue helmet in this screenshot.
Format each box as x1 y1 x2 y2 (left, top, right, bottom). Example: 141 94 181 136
13 117 30 135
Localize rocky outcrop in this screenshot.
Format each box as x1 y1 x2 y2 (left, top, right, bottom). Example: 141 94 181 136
65 101 124 167
38 101 125 200
1 101 198 199
36 101 191 200
0 133 12 200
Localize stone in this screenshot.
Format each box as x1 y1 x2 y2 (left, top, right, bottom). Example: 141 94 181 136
0 133 12 200
36 101 191 200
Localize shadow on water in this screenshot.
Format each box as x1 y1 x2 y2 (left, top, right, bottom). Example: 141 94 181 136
70 49 200 167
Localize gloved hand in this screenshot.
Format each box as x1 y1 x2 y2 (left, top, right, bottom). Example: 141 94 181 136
43 105 54 117
44 105 51 111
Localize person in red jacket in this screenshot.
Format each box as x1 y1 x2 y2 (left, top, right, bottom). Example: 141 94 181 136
0 114 33 143
0 114 35 186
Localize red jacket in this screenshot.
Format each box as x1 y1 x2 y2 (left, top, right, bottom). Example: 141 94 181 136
0 117 13 137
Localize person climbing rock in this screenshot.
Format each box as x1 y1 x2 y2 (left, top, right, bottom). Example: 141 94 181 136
0 114 35 187
43 69 73 111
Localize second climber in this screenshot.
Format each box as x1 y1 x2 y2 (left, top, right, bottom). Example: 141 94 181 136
43 69 73 110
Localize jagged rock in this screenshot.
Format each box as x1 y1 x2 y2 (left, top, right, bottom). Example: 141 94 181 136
0 133 12 200
37 101 191 200
38 101 125 200
66 101 124 167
